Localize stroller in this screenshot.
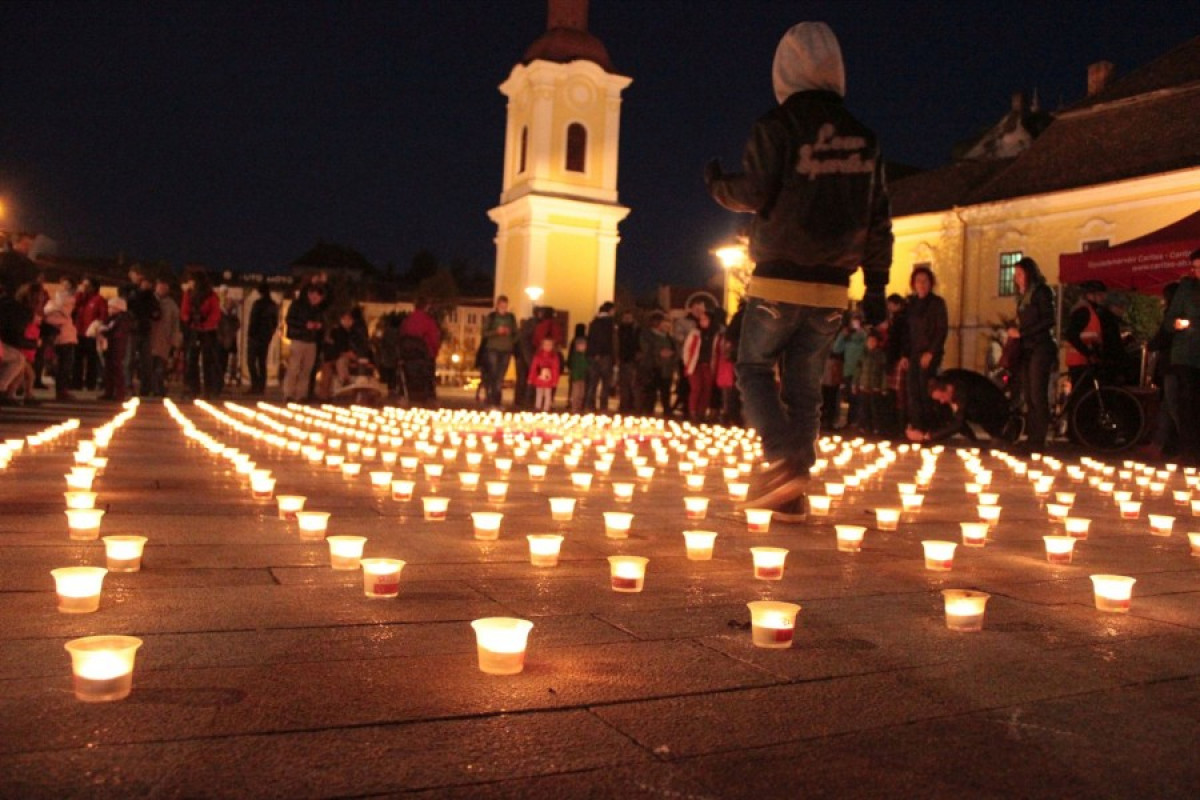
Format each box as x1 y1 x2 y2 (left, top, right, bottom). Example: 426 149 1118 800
331 359 385 406
396 335 436 405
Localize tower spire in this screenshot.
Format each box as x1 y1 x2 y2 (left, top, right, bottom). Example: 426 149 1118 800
547 0 588 32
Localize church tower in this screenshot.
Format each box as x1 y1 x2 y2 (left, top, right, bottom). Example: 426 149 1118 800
488 0 631 332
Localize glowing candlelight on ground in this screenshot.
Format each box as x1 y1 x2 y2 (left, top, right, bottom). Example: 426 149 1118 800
942 590 990 631
1173 490 1191 507
249 472 276 500
327 536 367 570
51 567 108 613
835 525 867 553
1046 503 1069 523
1064 517 1092 539
727 482 749 503
360 558 405 598
900 494 924 513
570 472 593 492
65 508 105 540
548 496 576 522
276 495 306 520
1188 532 1200 556
1055 491 1076 506
369 471 393 489
1113 489 1133 505
527 534 563 566
746 601 802 648
608 556 649 592
471 511 503 541
683 530 717 560
399 456 419 474
390 480 415 501
683 496 709 520
874 508 901 531
825 482 845 501
64 635 143 703
102 536 148 572
750 547 788 580
485 481 509 503
744 508 773 533
1090 574 1136 613
65 470 95 491
1043 535 1077 564
603 511 634 539
422 496 450 521
295 511 330 540
64 491 97 510
325 454 345 471
960 522 989 547
612 482 635 503
977 505 1001 527
684 473 705 492
1119 500 1141 520
527 464 547 481
1148 514 1175 536
423 463 444 484
470 617 533 675
808 495 831 517
921 540 957 571
977 492 999 506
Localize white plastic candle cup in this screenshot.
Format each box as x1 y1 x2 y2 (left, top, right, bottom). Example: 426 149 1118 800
1113 489 1134 505
900 494 925 514
808 495 831 517
325 454 345 471
390 480 415 502
277 495 307 521
369 471 393 490
570 472 593 493
835 525 867 553
494 457 513 477
295 511 330 541
942 590 991 632
745 508 773 533
422 496 450 521
1064 517 1092 539
727 482 749 503
636 466 655 483
549 497 576 522
64 491 98 510
608 556 649 592
1046 503 1069 523
746 601 802 649
1187 532 1200 556
825 482 845 501
683 530 717 560
612 482 635 504
65 471 95 491
1148 514 1175 536
471 511 504 541
527 464 548 481
470 617 534 675
1090 574 1136 613
51 567 108 613
327 536 367 570
485 481 509 503
423 463 444 483
399 456 419 474
102 536 148 572
360 558 406 598
683 496 710 520
250 473 276 500
340 462 362 480
65 508 105 540
1119 500 1141 520
977 505 1002 527
685 473 705 492
750 547 789 581
64 635 143 702
875 508 901 531
1043 535 1077 564
1191 498 1200 518
964 482 981 495
603 511 634 539
960 521 989 547
1173 490 1191 507
977 492 999 506
921 540 958 571
1055 491 1076 506
456 472 480 492
527 534 564 567
380 451 398 467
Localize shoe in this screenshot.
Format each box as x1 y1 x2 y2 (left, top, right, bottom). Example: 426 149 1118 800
740 459 805 510
771 495 809 524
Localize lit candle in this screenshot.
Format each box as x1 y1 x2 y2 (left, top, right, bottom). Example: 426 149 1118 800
744 508 773 534
921 540 957 571
368 471 393 490
102 536 148 572
727 482 749 503
977 505 1002 527
750 547 788 580
1119 500 1141 520
340 462 363 480
494 457 513 477
399 456 419 474
608 556 649 592
485 481 509 503
746 601 802 649
527 464 548 481
960 521 989 547
1113 489 1133 505
1173 490 1191 507
977 492 999 506
685 473 705 492
50 567 108 613
570 472 593 492
808 495 831 517
324 454 345 471
941 589 990 631
1043 535 1077 564
1148 514 1175 536
683 530 717 560
900 494 924 513
683 496 709 520
64 635 143 702
825 482 845 501
295 511 330 541
423 463 444 483
470 617 534 675
1046 503 1069 523
276 495 307 521
1191 498 1200 518
421 496 450 521
471 511 503 541
360 558 405 598
65 470 95 491
1054 491 1076 506
527 534 564 566
1090 574 1136 613
326 536 367 570
65 508 105 540
874 508 901 531
636 465 655 483
64 491 98 510
603 511 634 539
249 472 276 500
612 482 635 503
1187 532 1200 556
1064 517 1092 540
390 480 415 501
835 525 867 553
548 497 576 522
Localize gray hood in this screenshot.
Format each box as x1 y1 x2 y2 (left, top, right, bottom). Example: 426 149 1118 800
772 22 845 104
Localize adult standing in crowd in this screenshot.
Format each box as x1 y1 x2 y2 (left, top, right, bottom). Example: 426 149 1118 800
126 267 160 397
245 281 278 396
901 266 947 432
480 295 517 408
181 270 223 400
585 301 617 412
0 278 29 405
1008 256 1057 451
617 309 640 412
1064 279 1121 386
638 311 676 415
681 298 721 422
398 297 441 404
72 278 107 392
148 278 181 398
1163 249 1200 463
282 282 325 404
42 290 77 401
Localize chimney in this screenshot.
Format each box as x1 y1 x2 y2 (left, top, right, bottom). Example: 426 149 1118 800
1087 61 1115 96
547 0 588 31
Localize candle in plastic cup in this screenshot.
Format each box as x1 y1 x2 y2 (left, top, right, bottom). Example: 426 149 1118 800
835 525 867 553
977 505 1002 527
608 556 648 592
360 558 405 598
808 495 831 517
1148 514 1175 537
51 567 108 613
683 530 717 560
1113 489 1133 505
399 456 419 474
65 508 105 540
391 480 415 502
1119 500 1141 520
685 473 705 492
277 495 307 521
612 482 635 504
1187 532 1200 556
921 540 957 571
746 601 802 649
249 473 276 500
683 496 710 520
1043 535 1077 564
825 482 845 501
527 464 547 482
325 454 345 471
295 511 330 541
102 536 148 572
1064 517 1091 539
745 508 773 533
1055 491 1076 506
960 521 989 547
64 635 143 702
327 536 367 570
750 547 788 581
470 617 534 675
340 462 362 480
900 494 924 514
727 482 749 503
458 472 481 491
977 493 999 506
875 508 901 531
1173 490 1191 507
422 496 450 521
64 491 97 510
368 471 393 490
527 534 563 567
942 589 991 632
636 465 655 483
423 463 444 483
549 497 576 522
471 511 503 541
570 472 593 492
1046 503 1069 523
484 481 509 503
1090 574 1136 613
65 470 95 491
603 511 634 539
494 457 513 477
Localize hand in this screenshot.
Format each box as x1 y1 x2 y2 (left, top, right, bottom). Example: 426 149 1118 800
919 352 933 370
1007 327 1020 339
1176 319 1191 330
704 158 723 186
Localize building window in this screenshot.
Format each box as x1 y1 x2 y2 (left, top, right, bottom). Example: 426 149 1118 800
566 123 587 173
998 251 1023 297
518 126 528 174
1082 239 1109 251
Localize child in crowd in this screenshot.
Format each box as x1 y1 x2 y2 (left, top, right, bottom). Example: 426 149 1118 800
527 337 561 412
855 331 888 435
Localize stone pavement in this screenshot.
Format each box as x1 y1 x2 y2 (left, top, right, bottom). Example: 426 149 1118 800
1 399 1198 799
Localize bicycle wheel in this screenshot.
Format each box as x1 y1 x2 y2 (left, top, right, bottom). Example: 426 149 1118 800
1069 387 1144 452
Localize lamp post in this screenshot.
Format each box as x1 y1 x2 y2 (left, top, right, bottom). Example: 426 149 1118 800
525 286 544 318
713 239 750 313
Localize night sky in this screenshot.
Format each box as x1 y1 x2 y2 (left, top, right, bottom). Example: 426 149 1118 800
3 1 1195 295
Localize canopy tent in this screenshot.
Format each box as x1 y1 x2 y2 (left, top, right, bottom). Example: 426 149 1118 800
1058 208 1200 294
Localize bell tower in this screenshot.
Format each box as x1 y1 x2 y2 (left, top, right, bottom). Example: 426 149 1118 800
488 0 631 331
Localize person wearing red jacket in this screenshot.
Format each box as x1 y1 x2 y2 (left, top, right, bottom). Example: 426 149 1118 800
180 270 223 400
73 278 108 391
527 337 562 412
397 297 440 361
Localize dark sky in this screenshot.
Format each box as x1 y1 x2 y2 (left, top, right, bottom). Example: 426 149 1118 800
2 1 1195 294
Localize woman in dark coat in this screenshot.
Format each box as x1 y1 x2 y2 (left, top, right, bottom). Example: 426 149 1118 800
1008 256 1057 450
901 266 948 430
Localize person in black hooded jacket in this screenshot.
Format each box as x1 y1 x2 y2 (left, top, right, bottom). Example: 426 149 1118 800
1008 256 1057 450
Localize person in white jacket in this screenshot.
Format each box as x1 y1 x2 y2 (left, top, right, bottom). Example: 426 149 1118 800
42 291 78 401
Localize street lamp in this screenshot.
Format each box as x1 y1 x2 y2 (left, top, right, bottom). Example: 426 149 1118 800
713 239 750 312
524 286 544 317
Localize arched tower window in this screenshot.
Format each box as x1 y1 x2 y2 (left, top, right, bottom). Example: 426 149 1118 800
518 126 528 174
566 123 587 173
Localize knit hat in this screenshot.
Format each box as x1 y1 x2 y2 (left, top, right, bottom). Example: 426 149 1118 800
772 22 845 104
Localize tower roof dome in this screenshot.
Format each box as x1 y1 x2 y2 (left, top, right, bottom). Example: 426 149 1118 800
521 0 616 73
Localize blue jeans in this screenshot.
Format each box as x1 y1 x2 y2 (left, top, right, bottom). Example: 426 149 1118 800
482 348 511 407
735 298 843 468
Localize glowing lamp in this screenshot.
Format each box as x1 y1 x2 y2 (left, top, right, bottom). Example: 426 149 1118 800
51 567 108 613
470 617 533 675
64 635 143 702
746 601 802 649
102 536 148 572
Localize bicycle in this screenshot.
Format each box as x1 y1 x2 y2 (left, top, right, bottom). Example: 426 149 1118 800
997 365 1147 452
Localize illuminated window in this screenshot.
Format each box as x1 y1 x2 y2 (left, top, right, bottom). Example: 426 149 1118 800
566 123 587 173
518 127 528 174
998 251 1023 297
